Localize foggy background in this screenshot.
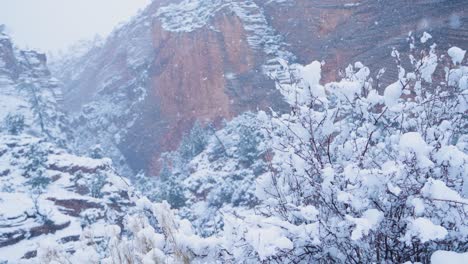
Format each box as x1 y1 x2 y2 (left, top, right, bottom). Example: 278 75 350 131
0 0 151 53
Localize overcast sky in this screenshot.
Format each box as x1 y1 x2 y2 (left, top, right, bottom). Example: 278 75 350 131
0 0 151 53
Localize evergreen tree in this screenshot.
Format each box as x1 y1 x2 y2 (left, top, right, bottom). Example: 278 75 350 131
237 124 262 166
23 143 50 192
89 173 107 198
179 121 212 160
89 144 104 159
157 164 186 209
4 113 25 135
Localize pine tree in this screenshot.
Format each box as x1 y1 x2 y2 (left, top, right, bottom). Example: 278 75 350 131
4 113 25 135
179 121 212 160
89 173 107 198
237 124 261 166
158 164 186 209
89 144 104 159
23 143 50 192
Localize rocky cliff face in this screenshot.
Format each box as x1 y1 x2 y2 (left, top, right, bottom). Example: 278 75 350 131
0 32 69 145
55 0 468 176
263 0 468 82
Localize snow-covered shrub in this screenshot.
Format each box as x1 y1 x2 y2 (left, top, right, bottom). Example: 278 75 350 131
4 113 25 135
89 144 105 159
90 173 107 198
237 122 264 166
246 41 468 262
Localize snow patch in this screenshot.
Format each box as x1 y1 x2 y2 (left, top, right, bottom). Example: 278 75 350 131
448 46 466 65
346 209 384 240
383 81 403 109
420 32 432 43
431 250 468 264
404 218 447 243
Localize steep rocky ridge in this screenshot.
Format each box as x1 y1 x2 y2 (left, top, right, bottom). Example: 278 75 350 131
54 0 468 176
0 33 134 262
0 32 69 145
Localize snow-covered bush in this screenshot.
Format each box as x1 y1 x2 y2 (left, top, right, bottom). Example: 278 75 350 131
245 41 468 262
4 113 25 135
90 173 107 198
89 144 105 159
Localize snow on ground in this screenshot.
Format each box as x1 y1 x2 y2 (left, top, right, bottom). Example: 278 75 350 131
0 134 132 262
431 250 468 264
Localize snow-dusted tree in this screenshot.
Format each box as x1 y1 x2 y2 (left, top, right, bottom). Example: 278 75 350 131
4 113 25 135
179 121 212 160
89 144 104 159
16 77 69 147
22 143 50 191
18 82 51 135
90 173 107 198
156 163 187 209
237 122 263 166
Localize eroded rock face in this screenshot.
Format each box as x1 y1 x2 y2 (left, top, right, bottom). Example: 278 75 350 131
262 0 468 82
56 0 467 175
144 9 286 172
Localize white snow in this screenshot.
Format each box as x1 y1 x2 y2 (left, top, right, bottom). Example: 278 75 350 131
0 192 34 219
431 250 468 264
48 153 112 170
421 178 468 204
399 132 430 157
448 46 466 65
399 132 433 167
346 209 384 240
157 0 228 32
354 61 364 69
420 46 438 83
410 198 425 216
383 81 403 109
300 61 326 99
243 218 294 260
404 218 447 243
420 32 432 43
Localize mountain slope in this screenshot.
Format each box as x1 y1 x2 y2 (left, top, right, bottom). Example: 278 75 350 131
0 33 134 262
